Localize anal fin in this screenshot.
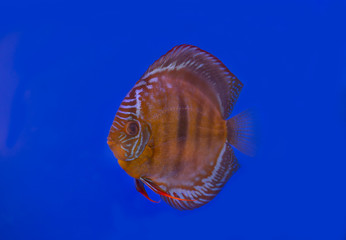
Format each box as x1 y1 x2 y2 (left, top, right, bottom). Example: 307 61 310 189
140 177 196 202
161 144 240 210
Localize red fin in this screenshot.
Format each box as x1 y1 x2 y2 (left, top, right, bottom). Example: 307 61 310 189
135 179 160 203
140 177 196 202
227 110 257 156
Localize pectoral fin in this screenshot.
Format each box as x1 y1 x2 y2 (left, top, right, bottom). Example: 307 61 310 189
140 177 196 202
135 178 160 203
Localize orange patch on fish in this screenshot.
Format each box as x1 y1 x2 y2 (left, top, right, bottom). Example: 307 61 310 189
108 45 255 210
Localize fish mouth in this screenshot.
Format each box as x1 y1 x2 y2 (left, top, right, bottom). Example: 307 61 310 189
107 140 127 161
107 140 113 146
107 139 137 162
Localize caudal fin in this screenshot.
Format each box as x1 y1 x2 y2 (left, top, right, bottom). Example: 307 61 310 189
227 110 256 156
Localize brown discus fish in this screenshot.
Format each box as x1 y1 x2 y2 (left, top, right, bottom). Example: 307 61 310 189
107 45 255 210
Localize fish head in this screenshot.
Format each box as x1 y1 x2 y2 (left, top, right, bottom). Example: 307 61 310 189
107 116 151 162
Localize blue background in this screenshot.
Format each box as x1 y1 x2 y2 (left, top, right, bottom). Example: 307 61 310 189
0 1 345 239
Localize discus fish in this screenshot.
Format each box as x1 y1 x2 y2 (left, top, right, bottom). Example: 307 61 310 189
107 45 255 210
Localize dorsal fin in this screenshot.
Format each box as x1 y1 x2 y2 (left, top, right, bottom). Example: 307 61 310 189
141 44 243 119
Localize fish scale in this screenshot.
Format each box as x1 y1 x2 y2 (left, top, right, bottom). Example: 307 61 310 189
107 44 255 210
142 75 225 182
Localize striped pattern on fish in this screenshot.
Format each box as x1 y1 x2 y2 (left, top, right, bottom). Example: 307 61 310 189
107 44 255 210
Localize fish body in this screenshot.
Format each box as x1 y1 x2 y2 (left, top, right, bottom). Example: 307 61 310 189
108 45 254 210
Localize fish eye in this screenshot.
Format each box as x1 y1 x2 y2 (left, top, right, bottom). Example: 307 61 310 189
125 121 139 136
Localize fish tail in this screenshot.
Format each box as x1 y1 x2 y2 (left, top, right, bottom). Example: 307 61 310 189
226 110 257 156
